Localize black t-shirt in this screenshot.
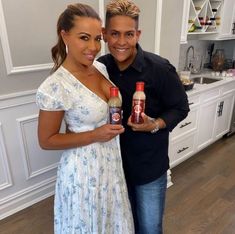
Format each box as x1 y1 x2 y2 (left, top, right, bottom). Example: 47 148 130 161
98 44 189 185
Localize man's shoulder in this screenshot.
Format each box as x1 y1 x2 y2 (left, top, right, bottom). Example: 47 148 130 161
141 50 177 75
142 50 169 67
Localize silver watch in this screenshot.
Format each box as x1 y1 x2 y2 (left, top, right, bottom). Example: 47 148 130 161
149 118 160 134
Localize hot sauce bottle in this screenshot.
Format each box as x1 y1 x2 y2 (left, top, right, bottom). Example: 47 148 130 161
108 87 122 124
131 82 146 124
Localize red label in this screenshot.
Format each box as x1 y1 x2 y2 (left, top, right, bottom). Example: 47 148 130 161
131 99 145 124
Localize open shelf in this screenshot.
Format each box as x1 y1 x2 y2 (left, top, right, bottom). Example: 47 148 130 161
187 0 222 34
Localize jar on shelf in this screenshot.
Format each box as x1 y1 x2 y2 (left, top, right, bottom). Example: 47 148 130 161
212 49 225 72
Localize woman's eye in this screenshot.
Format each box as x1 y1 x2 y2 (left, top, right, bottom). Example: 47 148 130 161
80 36 89 41
96 37 102 42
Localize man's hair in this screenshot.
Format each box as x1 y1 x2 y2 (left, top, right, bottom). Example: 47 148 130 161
105 0 140 28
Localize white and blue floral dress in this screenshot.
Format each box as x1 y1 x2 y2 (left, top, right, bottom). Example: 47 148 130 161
36 61 134 234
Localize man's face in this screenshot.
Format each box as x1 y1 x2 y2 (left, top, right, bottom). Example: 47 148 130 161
103 15 141 70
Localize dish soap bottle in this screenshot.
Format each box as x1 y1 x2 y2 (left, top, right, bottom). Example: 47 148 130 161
131 82 146 124
108 87 122 124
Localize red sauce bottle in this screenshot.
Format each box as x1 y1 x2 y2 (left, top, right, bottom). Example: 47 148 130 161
131 82 146 124
108 87 122 124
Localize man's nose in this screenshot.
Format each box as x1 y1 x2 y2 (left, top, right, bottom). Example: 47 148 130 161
117 34 126 45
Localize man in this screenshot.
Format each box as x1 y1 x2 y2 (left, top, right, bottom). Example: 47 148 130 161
98 0 190 233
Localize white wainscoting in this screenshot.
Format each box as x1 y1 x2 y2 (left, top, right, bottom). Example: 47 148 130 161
0 123 13 190
0 90 61 220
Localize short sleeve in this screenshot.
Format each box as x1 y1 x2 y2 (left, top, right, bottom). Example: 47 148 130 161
36 76 72 111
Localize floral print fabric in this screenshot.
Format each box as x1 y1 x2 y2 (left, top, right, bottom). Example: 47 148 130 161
36 61 134 234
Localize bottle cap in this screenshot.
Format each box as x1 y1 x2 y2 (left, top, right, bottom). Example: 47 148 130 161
110 87 119 97
136 82 145 91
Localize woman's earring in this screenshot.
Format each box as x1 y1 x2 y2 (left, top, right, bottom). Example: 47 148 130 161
65 44 68 54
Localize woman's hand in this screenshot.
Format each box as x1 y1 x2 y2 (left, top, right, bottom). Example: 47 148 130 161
91 124 125 142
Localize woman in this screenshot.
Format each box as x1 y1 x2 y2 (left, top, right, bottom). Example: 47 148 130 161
36 3 134 234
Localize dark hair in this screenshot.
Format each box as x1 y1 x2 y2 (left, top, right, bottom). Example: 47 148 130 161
105 0 140 28
51 3 101 72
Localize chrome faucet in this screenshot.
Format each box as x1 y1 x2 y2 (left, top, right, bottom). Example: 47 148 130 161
184 46 195 71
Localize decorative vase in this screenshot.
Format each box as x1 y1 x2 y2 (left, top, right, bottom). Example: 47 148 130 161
212 49 225 72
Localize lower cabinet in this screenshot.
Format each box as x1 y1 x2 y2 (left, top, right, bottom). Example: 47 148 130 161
197 99 218 151
170 132 197 168
170 82 235 168
214 93 235 139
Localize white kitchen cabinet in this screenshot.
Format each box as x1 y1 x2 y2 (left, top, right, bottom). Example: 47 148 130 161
169 94 200 166
192 0 235 40
187 0 223 35
217 0 235 39
197 98 218 150
196 86 235 150
214 93 235 139
170 132 197 167
170 79 235 168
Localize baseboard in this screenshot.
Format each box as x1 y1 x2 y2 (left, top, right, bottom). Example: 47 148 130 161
0 178 56 220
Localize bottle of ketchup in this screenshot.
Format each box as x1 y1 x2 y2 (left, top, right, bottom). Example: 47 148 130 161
131 82 146 124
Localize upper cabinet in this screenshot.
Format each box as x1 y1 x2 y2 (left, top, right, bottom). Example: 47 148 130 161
181 0 235 41
218 0 235 39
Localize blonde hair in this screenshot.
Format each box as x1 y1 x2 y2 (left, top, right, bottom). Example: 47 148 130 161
105 0 140 28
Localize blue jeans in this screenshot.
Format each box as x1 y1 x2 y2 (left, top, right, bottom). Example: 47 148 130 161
127 173 167 234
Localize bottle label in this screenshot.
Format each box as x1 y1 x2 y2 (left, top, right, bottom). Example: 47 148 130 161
109 107 122 124
131 99 145 124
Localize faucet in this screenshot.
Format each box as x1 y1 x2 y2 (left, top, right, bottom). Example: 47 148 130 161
184 46 195 71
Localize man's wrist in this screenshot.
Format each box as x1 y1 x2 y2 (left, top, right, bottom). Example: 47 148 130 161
149 118 160 134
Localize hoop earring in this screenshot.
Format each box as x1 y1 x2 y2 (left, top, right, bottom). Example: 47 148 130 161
65 44 68 54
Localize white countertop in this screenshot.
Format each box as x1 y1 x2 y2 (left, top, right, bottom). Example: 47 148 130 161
185 71 235 97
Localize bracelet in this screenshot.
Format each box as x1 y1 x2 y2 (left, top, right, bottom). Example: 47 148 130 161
149 118 160 134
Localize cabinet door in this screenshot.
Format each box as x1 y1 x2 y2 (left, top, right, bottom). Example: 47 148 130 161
170 132 196 168
214 94 235 139
219 0 235 38
197 100 217 151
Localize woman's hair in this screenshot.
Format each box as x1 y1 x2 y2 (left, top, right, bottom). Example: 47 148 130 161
105 0 140 28
51 3 101 73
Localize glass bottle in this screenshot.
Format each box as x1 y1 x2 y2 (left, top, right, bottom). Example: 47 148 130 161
212 49 225 72
131 82 146 124
108 87 122 124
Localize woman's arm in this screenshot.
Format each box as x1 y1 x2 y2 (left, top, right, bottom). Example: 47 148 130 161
38 110 124 150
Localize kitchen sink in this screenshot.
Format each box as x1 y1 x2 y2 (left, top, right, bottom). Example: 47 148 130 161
191 77 222 84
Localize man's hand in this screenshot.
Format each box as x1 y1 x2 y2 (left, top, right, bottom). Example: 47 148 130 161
127 113 166 132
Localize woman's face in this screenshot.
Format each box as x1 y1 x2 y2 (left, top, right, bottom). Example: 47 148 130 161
62 16 102 67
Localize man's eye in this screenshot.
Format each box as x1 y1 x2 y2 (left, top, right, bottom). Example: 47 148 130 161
111 32 118 37
126 33 134 38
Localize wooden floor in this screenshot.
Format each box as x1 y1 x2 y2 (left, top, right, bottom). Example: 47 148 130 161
0 134 235 234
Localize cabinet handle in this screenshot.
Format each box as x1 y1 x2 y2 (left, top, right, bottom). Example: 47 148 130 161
188 102 194 105
180 121 192 128
217 101 224 117
177 146 189 154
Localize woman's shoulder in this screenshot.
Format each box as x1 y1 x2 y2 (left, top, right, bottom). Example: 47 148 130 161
93 60 109 79
38 67 66 91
